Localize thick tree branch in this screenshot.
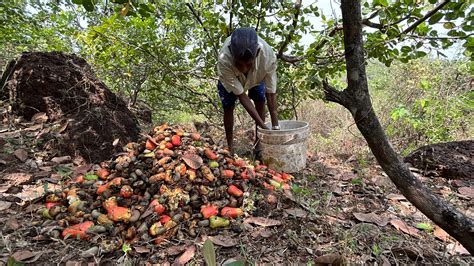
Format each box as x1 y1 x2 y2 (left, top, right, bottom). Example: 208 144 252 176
400 0 451 36
336 0 474 254
362 19 383 29
186 2 219 58
277 0 302 59
322 80 351 109
278 54 305 63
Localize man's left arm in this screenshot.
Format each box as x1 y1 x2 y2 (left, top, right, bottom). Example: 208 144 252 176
264 64 279 129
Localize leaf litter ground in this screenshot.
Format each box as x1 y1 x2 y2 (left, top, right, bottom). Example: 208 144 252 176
0 108 473 265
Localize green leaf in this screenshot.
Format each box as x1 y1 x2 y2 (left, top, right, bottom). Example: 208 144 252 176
443 22 456 29
202 239 216 266
401 46 411 53
373 0 389 7
415 51 427 58
82 2 94 11
84 174 98 180
416 223 434 232
72 0 83 4
122 243 132 254
7 256 25 266
428 12 443 24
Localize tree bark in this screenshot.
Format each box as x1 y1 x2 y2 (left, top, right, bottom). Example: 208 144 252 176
324 0 474 254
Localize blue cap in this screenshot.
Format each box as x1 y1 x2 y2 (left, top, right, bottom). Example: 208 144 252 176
230 27 258 60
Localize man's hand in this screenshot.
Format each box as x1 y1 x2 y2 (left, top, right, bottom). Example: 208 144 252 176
266 92 279 128
237 93 269 129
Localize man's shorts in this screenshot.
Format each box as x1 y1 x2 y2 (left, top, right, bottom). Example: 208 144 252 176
217 81 266 110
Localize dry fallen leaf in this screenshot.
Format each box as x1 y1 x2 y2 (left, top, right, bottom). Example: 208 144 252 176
172 245 196 266
284 208 307 218
13 148 28 162
57 120 69 133
458 187 474 199
0 200 12 211
433 226 450 242
134 246 150 254
353 212 389 227
31 112 48 123
379 255 391 266
244 217 282 227
283 189 295 201
16 183 61 203
253 228 272 238
12 250 35 261
51 156 71 164
339 172 357 181
313 253 342 265
390 219 420 237
2 172 32 186
208 235 238 247
451 180 466 188
73 164 92 177
65 261 82 266
386 194 406 201
24 124 43 131
165 245 187 256
446 242 470 255
182 153 203 169
4 217 20 231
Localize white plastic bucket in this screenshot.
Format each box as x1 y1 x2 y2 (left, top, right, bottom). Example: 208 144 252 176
257 120 310 173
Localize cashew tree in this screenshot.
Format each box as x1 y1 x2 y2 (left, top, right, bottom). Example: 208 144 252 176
322 0 473 253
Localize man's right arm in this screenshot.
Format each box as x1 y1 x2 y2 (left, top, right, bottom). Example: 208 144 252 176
237 93 269 129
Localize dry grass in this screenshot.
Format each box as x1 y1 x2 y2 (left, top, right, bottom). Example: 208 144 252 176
298 100 371 160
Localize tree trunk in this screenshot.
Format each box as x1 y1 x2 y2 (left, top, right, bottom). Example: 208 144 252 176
323 0 474 254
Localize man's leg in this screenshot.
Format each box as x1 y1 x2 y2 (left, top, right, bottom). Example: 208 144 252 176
248 81 266 160
223 106 235 152
218 81 237 153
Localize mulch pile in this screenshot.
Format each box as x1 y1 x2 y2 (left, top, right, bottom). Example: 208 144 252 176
404 140 473 179
0 51 140 163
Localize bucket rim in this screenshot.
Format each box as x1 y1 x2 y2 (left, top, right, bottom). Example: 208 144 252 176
258 120 309 134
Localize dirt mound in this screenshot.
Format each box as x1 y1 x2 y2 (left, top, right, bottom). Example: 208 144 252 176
404 140 473 179
0 51 140 163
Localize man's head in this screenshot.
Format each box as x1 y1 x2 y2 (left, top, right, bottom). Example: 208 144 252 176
230 27 260 74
